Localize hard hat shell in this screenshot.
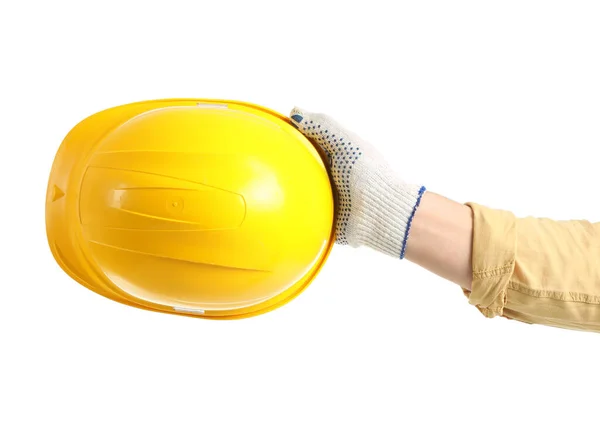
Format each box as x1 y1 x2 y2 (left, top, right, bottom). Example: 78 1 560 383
46 99 335 319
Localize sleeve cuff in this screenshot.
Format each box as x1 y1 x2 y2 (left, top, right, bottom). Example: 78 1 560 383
462 202 517 318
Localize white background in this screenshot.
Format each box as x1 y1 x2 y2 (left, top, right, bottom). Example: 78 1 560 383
2 1 600 438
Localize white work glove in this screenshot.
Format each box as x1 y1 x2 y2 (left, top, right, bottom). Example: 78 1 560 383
291 108 426 259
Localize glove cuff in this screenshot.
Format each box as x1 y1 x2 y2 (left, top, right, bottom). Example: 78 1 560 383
348 169 426 259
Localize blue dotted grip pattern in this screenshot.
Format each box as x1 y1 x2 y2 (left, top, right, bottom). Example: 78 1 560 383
293 115 362 245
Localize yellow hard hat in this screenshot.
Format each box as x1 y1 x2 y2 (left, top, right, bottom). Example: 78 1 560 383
46 99 335 319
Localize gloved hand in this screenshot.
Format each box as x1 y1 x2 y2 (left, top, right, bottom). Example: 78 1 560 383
290 108 426 259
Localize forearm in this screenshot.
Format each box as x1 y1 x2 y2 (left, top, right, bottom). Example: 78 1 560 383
404 192 473 290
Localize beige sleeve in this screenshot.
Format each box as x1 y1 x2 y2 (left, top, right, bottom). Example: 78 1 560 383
463 203 600 333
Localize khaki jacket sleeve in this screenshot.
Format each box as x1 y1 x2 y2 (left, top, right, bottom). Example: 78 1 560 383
463 203 600 332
